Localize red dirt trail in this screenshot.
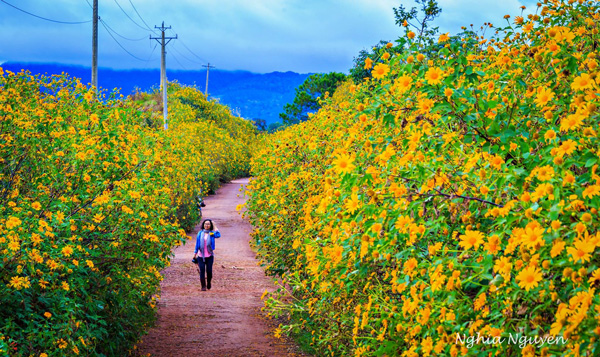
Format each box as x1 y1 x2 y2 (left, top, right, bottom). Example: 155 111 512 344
137 178 303 357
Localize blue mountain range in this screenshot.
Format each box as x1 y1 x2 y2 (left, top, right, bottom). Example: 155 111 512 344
2 62 310 124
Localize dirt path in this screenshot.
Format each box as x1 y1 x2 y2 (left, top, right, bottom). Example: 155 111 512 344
137 178 301 357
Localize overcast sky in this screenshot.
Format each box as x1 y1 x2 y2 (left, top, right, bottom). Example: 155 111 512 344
1 0 537 74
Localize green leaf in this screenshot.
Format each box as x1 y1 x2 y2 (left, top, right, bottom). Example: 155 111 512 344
585 157 598 167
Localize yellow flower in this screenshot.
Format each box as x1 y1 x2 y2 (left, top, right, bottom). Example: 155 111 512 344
382 52 390 61
5 216 22 229
425 67 444 85
364 57 373 70
332 154 355 175
90 113 99 125
372 63 390 79
32 201 42 210
345 193 361 214
407 31 416 39
556 139 577 157
493 256 512 276
8 240 20 252
459 230 485 250
582 185 600 198
485 235 500 255
438 32 450 43
562 172 575 186
44 312 52 319
57 338 68 349
544 129 557 141
534 87 554 107
571 73 594 91
560 112 584 131
521 225 545 249
403 258 418 277
536 166 554 181
516 265 543 291
566 239 594 263
62 281 70 291
394 75 412 93
417 97 435 114
62 246 74 257
444 87 453 98
371 222 383 234
550 240 565 258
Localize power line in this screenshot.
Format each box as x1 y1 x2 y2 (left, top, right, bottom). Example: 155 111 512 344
170 52 188 70
99 19 152 61
144 43 159 67
101 20 148 41
170 43 204 65
113 0 150 31
128 0 155 33
0 0 91 24
168 30 208 63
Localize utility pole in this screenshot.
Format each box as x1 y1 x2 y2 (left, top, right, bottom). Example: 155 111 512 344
92 0 98 90
202 63 214 97
150 22 177 130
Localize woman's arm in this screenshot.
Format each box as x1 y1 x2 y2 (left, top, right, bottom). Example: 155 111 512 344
194 231 202 256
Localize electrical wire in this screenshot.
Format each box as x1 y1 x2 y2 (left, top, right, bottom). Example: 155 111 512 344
99 19 152 61
113 0 149 31
179 40 208 63
170 43 204 65
0 0 91 24
168 29 208 63
127 0 155 33
101 20 148 41
144 43 159 67
169 52 188 70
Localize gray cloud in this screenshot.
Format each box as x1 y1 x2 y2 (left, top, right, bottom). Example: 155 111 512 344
0 0 535 73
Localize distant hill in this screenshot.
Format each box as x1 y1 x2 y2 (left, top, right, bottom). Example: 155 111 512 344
2 62 310 124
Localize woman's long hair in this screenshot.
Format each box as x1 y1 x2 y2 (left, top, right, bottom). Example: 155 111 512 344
201 219 214 231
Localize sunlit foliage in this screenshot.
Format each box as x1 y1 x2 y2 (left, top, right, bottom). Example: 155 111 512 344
246 1 600 356
0 70 255 355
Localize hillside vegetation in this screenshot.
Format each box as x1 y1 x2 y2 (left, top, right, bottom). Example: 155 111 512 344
245 1 600 356
0 69 255 355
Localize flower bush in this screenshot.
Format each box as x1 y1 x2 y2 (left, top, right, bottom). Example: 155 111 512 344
245 1 600 356
0 70 255 355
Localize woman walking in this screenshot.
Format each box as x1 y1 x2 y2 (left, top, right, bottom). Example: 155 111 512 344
193 219 221 291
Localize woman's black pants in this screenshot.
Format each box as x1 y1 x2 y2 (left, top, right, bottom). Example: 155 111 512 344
197 256 214 289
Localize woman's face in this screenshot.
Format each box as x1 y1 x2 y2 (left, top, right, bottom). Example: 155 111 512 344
203 221 212 230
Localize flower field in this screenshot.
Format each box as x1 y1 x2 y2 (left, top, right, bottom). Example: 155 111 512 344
245 1 600 356
0 70 255 355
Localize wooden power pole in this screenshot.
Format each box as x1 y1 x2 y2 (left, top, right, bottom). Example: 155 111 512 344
151 22 177 130
203 63 214 97
92 0 98 90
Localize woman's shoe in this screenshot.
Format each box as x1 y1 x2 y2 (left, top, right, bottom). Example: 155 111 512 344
201 287 207 291
207 282 211 290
